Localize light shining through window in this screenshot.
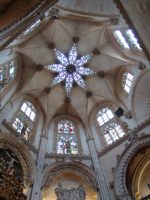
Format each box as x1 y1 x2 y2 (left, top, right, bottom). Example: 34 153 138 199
114 30 130 49
122 72 133 94
57 120 78 154
114 29 142 51
97 107 125 145
45 44 96 95
23 19 41 35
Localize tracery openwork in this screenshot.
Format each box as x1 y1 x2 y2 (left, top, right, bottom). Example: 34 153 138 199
57 120 78 154
12 101 37 140
0 61 16 92
113 29 142 51
97 107 125 145
45 44 96 95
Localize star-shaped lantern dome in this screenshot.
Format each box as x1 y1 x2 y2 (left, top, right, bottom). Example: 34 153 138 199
45 44 96 95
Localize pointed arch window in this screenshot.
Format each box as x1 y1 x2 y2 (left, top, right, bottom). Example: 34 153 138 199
57 120 78 154
0 61 16 92
113 29 142 51
122 72 133 94
97 107 125 145
12 101 37 140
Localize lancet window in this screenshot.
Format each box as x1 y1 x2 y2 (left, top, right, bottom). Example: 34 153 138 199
113 29 142 51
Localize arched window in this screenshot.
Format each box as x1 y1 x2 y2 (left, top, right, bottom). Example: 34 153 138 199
0 60 16 92
113 29 142 51
12 101 37 140
57 120 78 154
97 107 125 145
122 72 133 93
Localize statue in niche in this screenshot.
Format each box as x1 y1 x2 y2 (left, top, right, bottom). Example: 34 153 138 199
55 183 86 200
55 183 63 199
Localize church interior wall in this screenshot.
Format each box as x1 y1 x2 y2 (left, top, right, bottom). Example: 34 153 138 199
0 0 150 200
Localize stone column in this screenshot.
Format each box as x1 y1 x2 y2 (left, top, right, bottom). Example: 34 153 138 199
86 124 112 200
30 120 49 200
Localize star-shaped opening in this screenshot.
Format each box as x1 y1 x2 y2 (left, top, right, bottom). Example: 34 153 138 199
46 44 96 95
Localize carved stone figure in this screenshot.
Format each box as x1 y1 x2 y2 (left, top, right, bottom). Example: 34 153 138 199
55 184 86 200
0 148 26 199
79 185 86 199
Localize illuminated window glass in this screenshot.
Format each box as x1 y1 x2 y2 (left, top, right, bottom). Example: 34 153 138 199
97 107 125 145
114 30 130 49
57 120 78 154
97 107 114 126
21 101 36 121
125 29 142 51
0 61 16 91
122 72 133 93
104 122 125 145
12 101 37 140
23 19 41 35
113 29 142 51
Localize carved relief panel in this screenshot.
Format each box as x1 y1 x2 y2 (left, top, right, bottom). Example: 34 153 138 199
55 184 86 200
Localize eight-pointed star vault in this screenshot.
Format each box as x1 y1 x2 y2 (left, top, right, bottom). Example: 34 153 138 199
45 44 96 95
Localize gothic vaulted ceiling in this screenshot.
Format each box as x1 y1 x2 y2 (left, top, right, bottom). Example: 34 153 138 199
8 2 142 123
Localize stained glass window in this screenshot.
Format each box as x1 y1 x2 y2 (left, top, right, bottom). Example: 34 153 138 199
122 72 133 93
97 107 125 145
57 120 78 154
104 122 125 145
12 101 36 140
113 29 142 51
0 61 16 92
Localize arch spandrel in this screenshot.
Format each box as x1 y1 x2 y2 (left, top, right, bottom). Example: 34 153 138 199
114 136 150 200
42 161 98 190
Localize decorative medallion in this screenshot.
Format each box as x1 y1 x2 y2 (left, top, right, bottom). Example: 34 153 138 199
46 44 96 95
